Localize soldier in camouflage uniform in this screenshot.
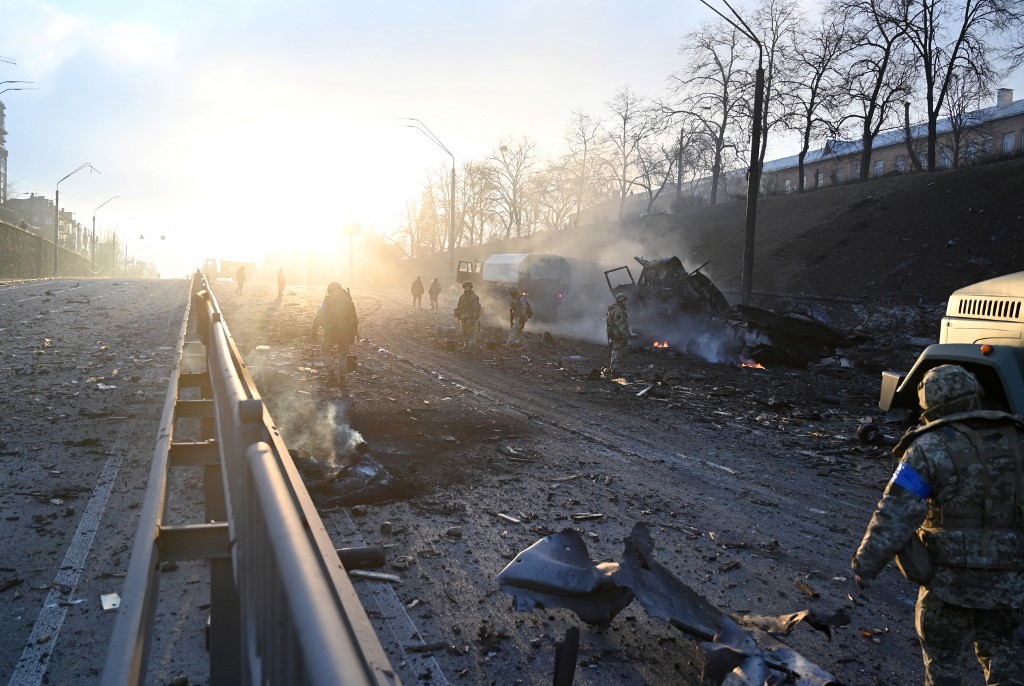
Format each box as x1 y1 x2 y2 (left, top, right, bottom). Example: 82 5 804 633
606 293 630 377
852 365 1024 686
506 287 531 346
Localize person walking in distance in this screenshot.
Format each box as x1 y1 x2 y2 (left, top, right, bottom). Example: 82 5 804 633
411 276 424 308
235 265 247 295
428 277 442 310
506 287 532 346
311 282 358 387
453 281 481 348
606 292 630 377
852 364 1024 686
277 267 286 298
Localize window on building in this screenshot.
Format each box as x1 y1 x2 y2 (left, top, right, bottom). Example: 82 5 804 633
835 167 846 182
873 160 884 176
1002 131 1016 153
895 155 905 171
815 170 824 188
852 164 861 179
941 147 953 168
982 137 993 155
966 142 977 161
784 178 792 193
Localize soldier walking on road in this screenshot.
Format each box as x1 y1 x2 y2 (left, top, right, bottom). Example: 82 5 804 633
411 277 424 308
506 287 531 346
454 282 481 348
852 364 1024 686
235 266 247 295
606 293 630 377
428 277 442 310
277 267 286 298
311 282 358 387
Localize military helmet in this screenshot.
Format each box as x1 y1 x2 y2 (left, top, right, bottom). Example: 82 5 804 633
918 364 982 421
327 282 343 293
508 287 519 296
463 281 474 290
615 293 628 303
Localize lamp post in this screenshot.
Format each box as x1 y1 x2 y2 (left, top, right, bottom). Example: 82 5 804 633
92 196 120 270
54 163 100 277
125 234 146 274
699 0 763 307
0 81 37 97
400 117 455 282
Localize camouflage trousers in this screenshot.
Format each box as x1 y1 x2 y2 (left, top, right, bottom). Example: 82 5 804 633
459 317 478 346
915 586 1023 686
608 338 629 374
507 316 526 345
320 335 350 384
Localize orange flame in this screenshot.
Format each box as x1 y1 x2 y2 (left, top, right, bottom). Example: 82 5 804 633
741 360 765 369
652 341 669 348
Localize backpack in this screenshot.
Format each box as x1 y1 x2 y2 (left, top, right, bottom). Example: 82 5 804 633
324 291 357 336
524 299 533 320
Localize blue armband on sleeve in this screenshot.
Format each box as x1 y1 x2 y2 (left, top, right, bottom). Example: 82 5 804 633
890 462 932 499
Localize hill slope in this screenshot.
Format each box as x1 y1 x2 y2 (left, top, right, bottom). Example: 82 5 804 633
412 158 1024 307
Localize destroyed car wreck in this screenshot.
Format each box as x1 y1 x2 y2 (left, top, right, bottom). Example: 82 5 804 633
499 524 848 686
605 256 866 367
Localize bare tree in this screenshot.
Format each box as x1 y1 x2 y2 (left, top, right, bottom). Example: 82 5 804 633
488 137 537 239
782 14 851 191
533 157 577 232
633 126 679 213
601 87 662 219
751 0 804 173
668 23 750 205
832 0 916 180
565 109 602 228
942 71 993 166
456 161 496 248
902 0 1024 171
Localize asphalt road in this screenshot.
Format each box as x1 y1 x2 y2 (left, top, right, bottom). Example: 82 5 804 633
212 279 980 686
0 278 205 686
0 276 1000 685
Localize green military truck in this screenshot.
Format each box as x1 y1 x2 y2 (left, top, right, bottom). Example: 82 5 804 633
880 271 1024 415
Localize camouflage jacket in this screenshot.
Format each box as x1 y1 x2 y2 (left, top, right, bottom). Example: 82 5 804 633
606 302 629 342
454 291 481 321
852 411 1024 609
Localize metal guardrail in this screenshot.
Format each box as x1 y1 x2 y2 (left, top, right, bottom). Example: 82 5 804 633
102 272 399 685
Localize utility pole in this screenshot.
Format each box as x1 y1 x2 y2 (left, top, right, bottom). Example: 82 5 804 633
54 163 99 276
698 0 763 307
399 118 456 283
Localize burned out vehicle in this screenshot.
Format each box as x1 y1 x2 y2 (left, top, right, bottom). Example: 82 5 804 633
605 255 864 366
460 253 603 321
880 271 1024 415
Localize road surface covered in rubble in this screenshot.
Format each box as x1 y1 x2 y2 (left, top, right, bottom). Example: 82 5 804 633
214 279 973 686
0 278 210 685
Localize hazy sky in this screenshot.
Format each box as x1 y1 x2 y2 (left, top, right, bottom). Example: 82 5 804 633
2 0 1022 276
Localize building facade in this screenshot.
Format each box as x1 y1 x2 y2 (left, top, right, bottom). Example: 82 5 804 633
764 89 1024 194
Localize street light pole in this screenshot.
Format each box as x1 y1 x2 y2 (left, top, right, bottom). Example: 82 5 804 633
54 163 100 277
92 196 120 270
699 0 763 307
400 118 455 282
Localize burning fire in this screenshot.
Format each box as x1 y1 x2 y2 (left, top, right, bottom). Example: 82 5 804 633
652 341 669 348
741 360 765 369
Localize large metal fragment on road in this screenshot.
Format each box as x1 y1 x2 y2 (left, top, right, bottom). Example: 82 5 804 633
498 525 844 685
496 529 634 627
